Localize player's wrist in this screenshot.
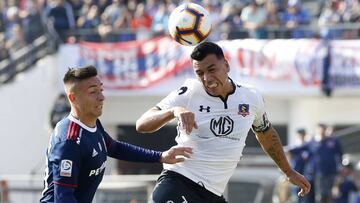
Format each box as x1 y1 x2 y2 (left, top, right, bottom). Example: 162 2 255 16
159 152 164 163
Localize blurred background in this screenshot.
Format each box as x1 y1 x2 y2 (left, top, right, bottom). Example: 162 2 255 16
1 0 360 202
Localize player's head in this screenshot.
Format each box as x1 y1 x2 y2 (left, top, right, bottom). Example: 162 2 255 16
63 65 104 119
296 128 307 142
190 42 231 98
315 123 327 140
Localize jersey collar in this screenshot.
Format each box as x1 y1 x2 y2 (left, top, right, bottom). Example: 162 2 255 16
68 114 97 133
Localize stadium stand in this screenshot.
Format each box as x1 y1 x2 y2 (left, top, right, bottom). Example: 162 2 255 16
2 0 360 85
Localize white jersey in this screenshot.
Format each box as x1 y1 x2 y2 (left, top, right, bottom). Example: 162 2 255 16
157 78 271 196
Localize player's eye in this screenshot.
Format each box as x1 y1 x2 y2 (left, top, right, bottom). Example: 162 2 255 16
196 71 203 77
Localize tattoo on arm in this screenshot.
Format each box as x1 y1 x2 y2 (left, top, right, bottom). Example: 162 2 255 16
257 127 291 174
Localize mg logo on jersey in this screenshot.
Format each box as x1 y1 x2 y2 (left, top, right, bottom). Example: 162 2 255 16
199 105 210 112
210 116 234 136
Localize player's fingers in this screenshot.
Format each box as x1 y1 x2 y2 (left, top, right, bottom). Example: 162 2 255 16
297 181 310 197
298 189 305 197
173 149 192 158
174 147 193 154
194 121 198 129
174 157 185 163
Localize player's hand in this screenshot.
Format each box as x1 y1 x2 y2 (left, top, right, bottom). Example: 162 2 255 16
172 106 198 134
286 169 311 197
160 146 193 164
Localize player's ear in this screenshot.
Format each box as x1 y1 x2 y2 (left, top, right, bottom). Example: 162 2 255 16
224 59 230 73
68 93 76 103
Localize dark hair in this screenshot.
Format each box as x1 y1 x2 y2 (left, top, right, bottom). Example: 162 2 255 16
190 42 225 61
297 128 306 136
63 65 98 84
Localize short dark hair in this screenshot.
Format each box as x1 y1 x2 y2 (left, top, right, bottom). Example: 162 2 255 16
190 42 225 61
297 128 306 136
63 65 98 84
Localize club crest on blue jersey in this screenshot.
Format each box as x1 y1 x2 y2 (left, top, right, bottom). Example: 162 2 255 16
238 104 249 117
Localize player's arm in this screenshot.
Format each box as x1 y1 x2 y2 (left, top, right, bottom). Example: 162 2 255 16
102 130 192 164
52 141 81 203
136 106 198 134
255 126 311 197
136 107 175 133
54 186 78 203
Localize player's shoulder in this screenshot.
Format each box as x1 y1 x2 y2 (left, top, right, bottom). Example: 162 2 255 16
236 82 262 96
53 116 81 143
175 78 203 95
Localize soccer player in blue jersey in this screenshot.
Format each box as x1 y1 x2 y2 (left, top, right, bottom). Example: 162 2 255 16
136 42 311 203
40 65 193 203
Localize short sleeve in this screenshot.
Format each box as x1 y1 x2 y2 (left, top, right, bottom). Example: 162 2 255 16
252 94 271 133
157 84 190 110
51 140 81 187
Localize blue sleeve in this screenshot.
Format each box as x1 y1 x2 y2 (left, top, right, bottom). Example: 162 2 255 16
50 140 81 199
335 138 343 158
103 132 162 162
54 184 79 203
288 144 308 155
96 119 162 162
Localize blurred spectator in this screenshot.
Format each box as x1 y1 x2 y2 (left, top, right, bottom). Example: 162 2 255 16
145 0 159 17
46 0 76 42
5 23 26 57
69 0 83 20
313 123 343 203
151 2 169 36
77 5 101 41
341 0 360 39
289 128 315 203
103 0 126 25
49 93 71 129
5 6 21 40
332 162 358 203
318 0 344 39
21 0 44 43
97 0 112 15
131 3 152 40
265 0 281 38
219 2 242 39
241 1 267 39
202 0 222 41
0 33 10 61
279 0 312 38
97 12 116 42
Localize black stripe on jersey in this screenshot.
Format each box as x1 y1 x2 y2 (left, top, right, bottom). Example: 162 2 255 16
67 121 80 141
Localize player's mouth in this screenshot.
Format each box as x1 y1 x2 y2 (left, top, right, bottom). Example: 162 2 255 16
207 82 218 89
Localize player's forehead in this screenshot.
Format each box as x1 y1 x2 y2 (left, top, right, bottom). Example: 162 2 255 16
77 76 102 90
192 54 220 70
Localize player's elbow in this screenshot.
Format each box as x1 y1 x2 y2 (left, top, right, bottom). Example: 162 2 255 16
136 120 154 133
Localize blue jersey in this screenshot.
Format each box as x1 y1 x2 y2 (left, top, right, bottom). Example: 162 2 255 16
312 136 343 177
40 115 161 203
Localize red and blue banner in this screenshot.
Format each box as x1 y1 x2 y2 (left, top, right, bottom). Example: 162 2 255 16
59 37 360 96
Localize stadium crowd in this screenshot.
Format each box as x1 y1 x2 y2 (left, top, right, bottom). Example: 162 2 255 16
2 0 360 61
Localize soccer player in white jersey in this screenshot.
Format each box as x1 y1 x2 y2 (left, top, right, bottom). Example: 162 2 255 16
136 42 311 203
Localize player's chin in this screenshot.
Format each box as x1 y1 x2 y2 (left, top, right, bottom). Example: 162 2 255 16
94 109 103 117
205 86 219 96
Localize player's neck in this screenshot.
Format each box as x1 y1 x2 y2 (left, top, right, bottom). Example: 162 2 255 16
71 111 97 128
219 79 234 98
